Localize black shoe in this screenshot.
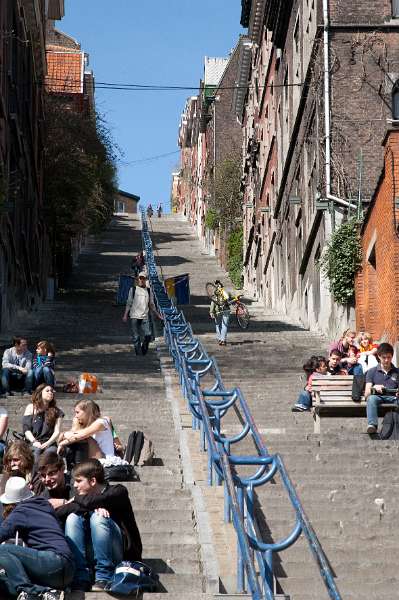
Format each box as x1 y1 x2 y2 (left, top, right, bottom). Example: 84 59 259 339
91 580 108 591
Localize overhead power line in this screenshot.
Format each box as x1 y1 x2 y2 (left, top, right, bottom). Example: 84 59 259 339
43 76 305 92
122 150 180 166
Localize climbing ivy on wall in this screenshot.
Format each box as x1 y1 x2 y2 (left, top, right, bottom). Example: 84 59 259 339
320 217 362 305
227 227 244 289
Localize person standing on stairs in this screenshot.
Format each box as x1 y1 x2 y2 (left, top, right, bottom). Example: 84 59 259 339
122 272 162 355
209 280 231 346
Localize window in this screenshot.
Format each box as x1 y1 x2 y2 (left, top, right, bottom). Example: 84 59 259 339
392 79 399 119
393 0 399 17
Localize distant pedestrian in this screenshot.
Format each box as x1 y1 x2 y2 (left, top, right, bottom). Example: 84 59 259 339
147 204 153 218
209 280 231 346
157 203 163 218
122 272 163 355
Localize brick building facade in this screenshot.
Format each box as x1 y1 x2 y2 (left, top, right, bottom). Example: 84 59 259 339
238 0 399 337
175 41 244 264
0 1 64 332
355 129 399 345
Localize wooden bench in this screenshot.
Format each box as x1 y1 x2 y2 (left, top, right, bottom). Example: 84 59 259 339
311 375 397 434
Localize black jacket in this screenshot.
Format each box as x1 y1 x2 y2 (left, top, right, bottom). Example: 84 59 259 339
57 483 142 560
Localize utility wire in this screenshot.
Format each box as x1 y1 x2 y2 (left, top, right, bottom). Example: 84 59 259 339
122 150 180 166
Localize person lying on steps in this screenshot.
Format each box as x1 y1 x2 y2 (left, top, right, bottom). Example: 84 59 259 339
57 459 142 592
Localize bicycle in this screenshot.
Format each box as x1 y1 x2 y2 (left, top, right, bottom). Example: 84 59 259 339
205 282 250 330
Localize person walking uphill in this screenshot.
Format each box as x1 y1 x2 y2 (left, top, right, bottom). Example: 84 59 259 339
122 272 163 355
209 280 231 346
0 477 74 600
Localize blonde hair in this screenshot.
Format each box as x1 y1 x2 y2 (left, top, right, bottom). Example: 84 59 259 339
358 331 373 345
341 328 356 340
74 399 101 429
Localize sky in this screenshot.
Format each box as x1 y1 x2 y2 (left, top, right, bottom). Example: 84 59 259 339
60 1 243 212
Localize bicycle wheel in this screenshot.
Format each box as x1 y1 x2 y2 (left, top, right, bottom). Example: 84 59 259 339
236 302 250 329
205 282 217 300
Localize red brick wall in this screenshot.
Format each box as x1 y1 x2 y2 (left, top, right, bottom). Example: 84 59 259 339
355 130 399 342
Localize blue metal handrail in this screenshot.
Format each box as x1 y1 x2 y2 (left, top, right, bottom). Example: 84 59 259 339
140 209 342 600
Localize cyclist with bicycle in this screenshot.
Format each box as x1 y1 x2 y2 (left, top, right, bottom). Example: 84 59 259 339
209 280 231 346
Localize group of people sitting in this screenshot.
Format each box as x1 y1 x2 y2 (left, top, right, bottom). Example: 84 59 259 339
293 328 399 435
1 337 55 398
0 390 140 598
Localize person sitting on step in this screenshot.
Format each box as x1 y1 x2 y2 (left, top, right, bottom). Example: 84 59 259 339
1 337 34 397
0 441 34 495
32 341 56 389
57 459 142 592
329 329 363 376
22 385 64 463
292 356 328 412
365 342 399 435
33 451 72 510
0 477 74 600
57 399 127 468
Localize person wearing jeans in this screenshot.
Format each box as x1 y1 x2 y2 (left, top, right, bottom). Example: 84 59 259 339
0 477 74 600
65 512 123 590
58 459 142 592
365 342 399 434
209 281 231 346
1 337 34 395
122 272 162 355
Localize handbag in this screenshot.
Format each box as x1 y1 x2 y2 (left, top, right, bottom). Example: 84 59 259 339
105 561 158 595
104 464 139 482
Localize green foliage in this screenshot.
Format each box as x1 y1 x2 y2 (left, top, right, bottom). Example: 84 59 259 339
227 228 244 288
212 156 242 231
320 217 362 305
44 97 118 280
205 208 219 230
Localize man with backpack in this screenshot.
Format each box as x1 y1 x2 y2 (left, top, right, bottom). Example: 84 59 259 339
57 459 142 592
122 272 162 355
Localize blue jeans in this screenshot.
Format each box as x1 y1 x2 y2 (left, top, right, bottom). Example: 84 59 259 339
1 368 34 394
0 544 73 596
130 318 151 354
65 512 123 585
367 394 398 426
295 389 312 409
215 311 230 342
34 366 55 388
346 364 363 376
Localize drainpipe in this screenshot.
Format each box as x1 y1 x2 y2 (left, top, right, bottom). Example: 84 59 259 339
323 0 333 232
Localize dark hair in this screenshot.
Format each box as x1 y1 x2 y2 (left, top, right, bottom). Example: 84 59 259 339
73 459 105 484
31 384 57 427
330 349 343 359
316 357 327 367
12 336 26 347
302 356 319 377
377 342 394 356
214 280 222 286
38 451 64 473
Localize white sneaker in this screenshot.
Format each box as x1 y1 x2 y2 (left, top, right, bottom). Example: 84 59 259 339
41 591 64 600
367 424 377 434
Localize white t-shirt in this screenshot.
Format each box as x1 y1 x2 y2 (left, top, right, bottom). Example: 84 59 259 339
128 286 150 320
92 418 115 457
0 407 8 418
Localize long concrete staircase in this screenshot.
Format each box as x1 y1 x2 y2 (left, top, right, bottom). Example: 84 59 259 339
2 216 212 600
4 211 399 600
149 213 399 600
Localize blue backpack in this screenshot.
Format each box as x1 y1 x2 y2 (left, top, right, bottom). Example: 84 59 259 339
105 561 158 595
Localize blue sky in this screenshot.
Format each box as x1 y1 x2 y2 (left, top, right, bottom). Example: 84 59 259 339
61 1 242 211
